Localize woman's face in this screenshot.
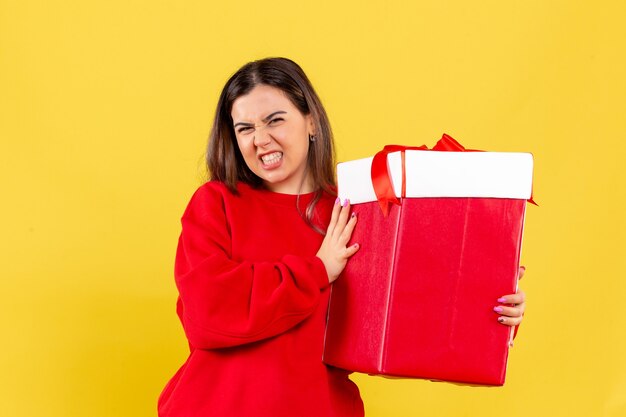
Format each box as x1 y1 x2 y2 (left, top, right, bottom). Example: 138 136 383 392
231 84 315 194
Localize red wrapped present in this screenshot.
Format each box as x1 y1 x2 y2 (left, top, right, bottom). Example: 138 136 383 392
322 134 534 386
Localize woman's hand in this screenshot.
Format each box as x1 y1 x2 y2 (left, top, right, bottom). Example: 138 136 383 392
316 198 360 283
494 266 526 330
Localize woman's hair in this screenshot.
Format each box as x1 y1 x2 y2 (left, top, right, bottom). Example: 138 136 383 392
206 57 336 234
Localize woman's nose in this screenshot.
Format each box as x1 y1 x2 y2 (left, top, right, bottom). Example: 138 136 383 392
253 126 272 147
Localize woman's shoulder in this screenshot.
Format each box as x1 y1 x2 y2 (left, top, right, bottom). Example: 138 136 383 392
190 180 253 197
185 180 261 208
188 180 228 201
181 180 233 219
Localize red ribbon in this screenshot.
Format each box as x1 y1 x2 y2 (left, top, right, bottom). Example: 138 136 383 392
371 134 536 216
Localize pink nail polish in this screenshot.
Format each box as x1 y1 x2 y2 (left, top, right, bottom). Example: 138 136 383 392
493 306 503 312
342 199 348 207
497 297 506 303
351 212 356 218
335 197 340 205
498 317 505 323
353 243 359 249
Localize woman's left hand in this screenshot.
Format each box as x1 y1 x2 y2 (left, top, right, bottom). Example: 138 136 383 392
493 266 526 327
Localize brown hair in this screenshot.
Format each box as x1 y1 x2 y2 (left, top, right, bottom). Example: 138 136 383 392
206 57 336 234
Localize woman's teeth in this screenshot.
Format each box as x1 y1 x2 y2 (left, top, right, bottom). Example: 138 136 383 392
261 152 282 164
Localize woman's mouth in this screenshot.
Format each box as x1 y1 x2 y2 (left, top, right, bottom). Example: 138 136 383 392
260 151 283 168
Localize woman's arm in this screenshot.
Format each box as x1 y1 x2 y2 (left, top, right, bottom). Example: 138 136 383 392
173 185 352 350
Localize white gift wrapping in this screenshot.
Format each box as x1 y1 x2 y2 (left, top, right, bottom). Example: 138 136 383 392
336 151 534 203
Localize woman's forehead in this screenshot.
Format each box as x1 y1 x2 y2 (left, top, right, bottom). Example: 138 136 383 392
231 85 295 122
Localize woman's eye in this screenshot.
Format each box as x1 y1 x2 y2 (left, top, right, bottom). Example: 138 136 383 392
238 126 253 134
269 118 284 125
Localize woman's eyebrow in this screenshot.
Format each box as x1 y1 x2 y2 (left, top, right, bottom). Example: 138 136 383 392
233 111 287 128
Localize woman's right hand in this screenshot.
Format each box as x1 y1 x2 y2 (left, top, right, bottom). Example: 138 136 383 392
316 198 360 283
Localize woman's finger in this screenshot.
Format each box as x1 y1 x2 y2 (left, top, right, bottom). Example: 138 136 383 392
497 290 525 306
338 212 358 246
497 315 523 326
326 197 342 235
493 304 524 318
518 266 526 280
344 242 360 258
332 199 351 239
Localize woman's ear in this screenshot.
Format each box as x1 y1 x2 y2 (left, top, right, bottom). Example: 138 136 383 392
306 114 316 136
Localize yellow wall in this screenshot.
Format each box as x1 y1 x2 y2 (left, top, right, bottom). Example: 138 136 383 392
2 1 624 416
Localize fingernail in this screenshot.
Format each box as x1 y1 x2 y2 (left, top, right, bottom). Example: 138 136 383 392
497 297 507 303
498 317 505 323
342 199 348 207
335 197 340 205
353 243 359 249
520 266 526 271
351 212 356 218
493 306 503 312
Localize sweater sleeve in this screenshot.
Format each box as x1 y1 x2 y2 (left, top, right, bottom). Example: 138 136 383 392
173 184 330 350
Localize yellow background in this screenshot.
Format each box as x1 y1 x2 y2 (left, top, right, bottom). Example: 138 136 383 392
1 0 625 416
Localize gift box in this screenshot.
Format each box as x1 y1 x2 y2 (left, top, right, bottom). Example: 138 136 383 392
322 134 534 386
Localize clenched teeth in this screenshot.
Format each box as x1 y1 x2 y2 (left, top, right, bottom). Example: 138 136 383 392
260 152 283 164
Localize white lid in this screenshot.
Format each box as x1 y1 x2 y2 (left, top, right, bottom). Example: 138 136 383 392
337 150 534 204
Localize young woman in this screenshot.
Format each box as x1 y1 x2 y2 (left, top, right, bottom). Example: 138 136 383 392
157 57 526 417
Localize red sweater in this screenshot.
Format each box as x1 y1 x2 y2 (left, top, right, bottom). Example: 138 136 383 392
158 181 364 417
